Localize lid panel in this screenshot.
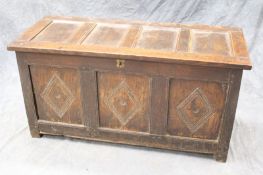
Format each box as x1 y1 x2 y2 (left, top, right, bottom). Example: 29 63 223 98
33 21 83 43
82 23 130 47
135 26 179 51
7 16 252 70
191 30 231 56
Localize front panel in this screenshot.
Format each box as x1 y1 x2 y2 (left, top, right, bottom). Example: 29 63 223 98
20 52 234 160
30 66 84 125
168 79 227 140
97 72 151 132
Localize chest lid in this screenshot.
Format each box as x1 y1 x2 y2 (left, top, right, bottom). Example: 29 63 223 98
7 16 252 70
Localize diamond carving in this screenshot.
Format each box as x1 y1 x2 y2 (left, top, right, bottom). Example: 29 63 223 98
176 88 214 133
41 73 75 118
104 80 142 127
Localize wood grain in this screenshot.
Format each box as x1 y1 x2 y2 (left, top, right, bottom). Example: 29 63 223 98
30 65 83 125
168 79 227 140
150 77 169 135
7 16 252 70
98 72 150 132
13 51 246 162
214 70 243 162
9 16 252 162
16 53 41 137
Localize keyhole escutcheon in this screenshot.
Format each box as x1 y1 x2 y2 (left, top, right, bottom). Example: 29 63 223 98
116 59 125 68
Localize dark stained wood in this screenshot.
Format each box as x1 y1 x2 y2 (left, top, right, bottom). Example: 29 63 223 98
38 120 87 138
20 52 230 83
168 79 227 140
150 77 169 135
83 69 99 130
97 72 150 132
30 65 83 125
8 16 252 162
38 120 218 154
16 53 41 137
214 70 243 162
79 69 92 127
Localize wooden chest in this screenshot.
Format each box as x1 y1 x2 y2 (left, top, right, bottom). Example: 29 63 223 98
7 16 252 162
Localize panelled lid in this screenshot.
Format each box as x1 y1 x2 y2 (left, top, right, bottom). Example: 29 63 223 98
7 16 252 70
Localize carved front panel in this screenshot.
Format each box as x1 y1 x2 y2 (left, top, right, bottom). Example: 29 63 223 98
30 66 83 124
168 79 227 139
98 72 150 132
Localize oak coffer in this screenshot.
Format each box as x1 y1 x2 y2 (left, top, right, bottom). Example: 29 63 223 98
7 16 252 162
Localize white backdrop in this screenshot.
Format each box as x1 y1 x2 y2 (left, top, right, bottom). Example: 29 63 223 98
0 0 263 174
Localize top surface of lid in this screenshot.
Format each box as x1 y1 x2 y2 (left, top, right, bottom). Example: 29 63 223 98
7 16 252 70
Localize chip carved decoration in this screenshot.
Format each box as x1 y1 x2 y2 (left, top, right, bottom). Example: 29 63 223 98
104 80 142 128
41 73 75 118
176 88 214 133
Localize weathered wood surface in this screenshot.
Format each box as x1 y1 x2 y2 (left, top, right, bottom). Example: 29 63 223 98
8 16 252 162
8 16 251 69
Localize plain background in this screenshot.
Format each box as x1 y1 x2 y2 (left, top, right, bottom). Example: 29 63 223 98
0 0 263 174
